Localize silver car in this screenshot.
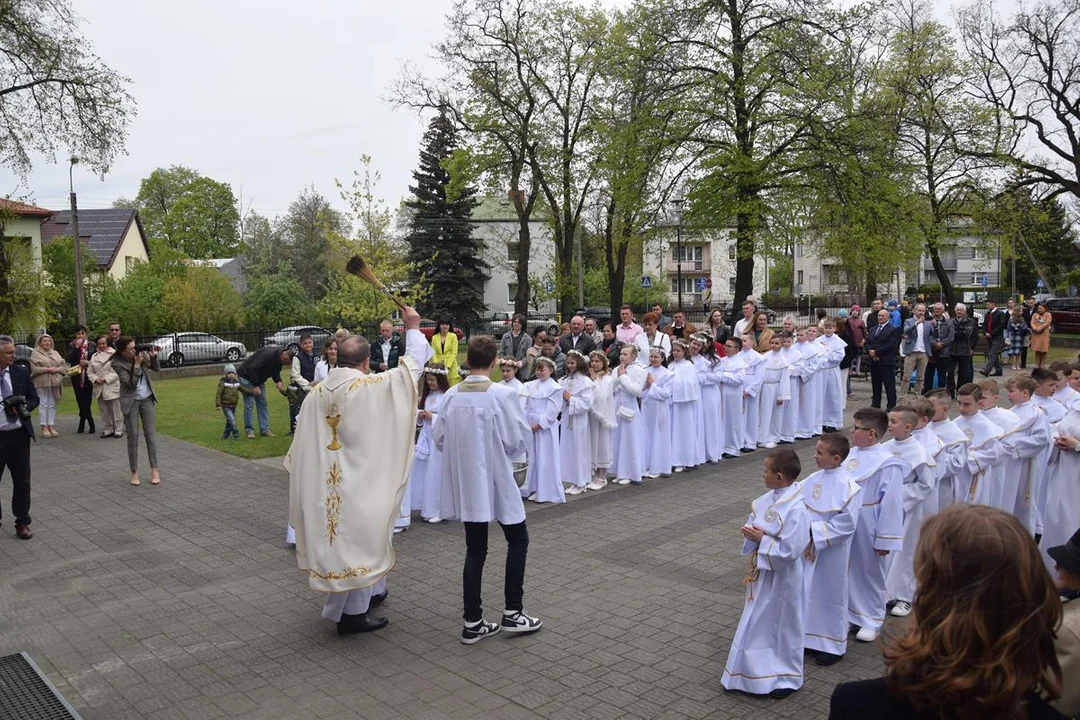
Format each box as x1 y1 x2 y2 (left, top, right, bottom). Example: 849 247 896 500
264 325 334 354
153 332 247 368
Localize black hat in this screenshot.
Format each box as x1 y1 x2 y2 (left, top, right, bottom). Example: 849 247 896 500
1048 527 1080 578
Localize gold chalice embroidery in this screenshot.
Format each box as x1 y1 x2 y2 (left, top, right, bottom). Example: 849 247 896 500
326 406 342 451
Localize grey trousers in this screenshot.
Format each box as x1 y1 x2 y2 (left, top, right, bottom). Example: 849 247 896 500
124 397 158 472
98 397 123 435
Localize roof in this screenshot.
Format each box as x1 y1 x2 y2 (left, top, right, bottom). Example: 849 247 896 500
40 208 150 270
472 195 549 222
0 198 54 218
207 257 246 293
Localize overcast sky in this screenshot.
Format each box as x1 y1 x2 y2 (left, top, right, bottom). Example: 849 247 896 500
1 0 1013 221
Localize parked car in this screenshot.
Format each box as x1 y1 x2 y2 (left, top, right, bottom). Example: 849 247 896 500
13 344 32 369
481 312 560 337
757 303 777 324
264 326 335 353
1044 297 1080 334
576 307 615 323
393 319 464 341
153 332 248 368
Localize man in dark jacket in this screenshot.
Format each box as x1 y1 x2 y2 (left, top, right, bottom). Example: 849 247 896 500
922 302 955 394
558 315 596 356
0 335 40 539
949 303 978 390
866 309 900 410
980 299 1008 377
369 320 405 373
238 345 292 438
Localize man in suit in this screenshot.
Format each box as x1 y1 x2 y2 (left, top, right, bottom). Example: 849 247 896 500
0 335 39 540
369 320 406 373
663 310 698 341
922 302 954 394
949 303 978 391
558 315 596 356
980 299 1008 377
901 302 934 399
867 309 900 410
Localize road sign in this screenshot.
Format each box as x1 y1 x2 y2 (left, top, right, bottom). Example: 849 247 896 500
695 277 708 291
706 278 713 289
544 281 554 293
1036 278 1046 288
641 275 652 289
980 275 989 287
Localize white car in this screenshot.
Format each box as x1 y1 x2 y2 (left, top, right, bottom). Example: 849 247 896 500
153 332 247 368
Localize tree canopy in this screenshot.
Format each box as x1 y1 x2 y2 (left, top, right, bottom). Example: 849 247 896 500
133 166 241 259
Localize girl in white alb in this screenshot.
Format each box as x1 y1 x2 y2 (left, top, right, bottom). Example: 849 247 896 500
587 351 617 490
522 357 565 504
690 334 723 463
668 340 704 472
398 363 450 531
498 357 529 481
611 345 647 485
757 335 791 448
559 351 595 495
641 348 673 478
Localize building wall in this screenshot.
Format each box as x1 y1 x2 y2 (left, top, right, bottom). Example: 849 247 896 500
918 233 1000 288
793 239 907 299
642 228 769 311
3 216 44 270
473 219 556 314
107 222 150 280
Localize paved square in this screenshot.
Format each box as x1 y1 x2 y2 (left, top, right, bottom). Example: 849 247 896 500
0 386 893 719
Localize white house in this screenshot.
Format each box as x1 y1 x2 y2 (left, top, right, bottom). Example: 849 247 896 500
471 195 556 314
40 208 150 280
0 198 51 271
915 219 1001 290
642 227 771 311
793 238 908 299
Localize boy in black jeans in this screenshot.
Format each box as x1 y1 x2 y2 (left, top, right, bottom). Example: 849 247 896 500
434 335 544 644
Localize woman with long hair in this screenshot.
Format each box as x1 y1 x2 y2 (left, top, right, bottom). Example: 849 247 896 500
704 308 730 349
312 338 338 385
829 504 1064 719
398 362 451 531
113 336 162 486
1008 307 1031 371
66 325 96 434
430 317 460 386
559 351 594 495
29 334 66 437
1029 303 1052 369
751 312 775 352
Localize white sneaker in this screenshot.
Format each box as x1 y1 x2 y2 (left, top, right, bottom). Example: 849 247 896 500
855 627 879 643
566 485 585 496
764 442 778 449
585 479 607 491
643 473 659 479
500 610 542 635
527 492 539 502
425 516 442 523
891 600 912 617
674 466 685 473
616 478 631 485
461 618 500 645
393 525 408 534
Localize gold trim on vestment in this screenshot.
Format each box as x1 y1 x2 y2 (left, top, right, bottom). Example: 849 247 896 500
722 669 803 680
848 607 885 622
806 631 847 643
348 374 386 389
309 566 371 581
325 462 342 545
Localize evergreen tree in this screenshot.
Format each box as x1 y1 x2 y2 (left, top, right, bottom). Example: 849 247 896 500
405 106 488 326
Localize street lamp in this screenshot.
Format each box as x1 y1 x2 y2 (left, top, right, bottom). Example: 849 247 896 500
671 195 685 312
69 157 86 327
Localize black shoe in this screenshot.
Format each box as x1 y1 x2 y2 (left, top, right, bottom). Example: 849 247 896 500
823 426 837 433
77 420 85 434
740 448 756 453
769 688 797 699
979 370 989 377
100 432 114 438
336 613 387 635
815 652 843 666
88 420 95 434
991 371 1003 376
370 591 387 608
721 453 737 459
283 542 296 550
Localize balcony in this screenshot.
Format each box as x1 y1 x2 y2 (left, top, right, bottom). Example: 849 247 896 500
665 260 708 273
923 257 958 271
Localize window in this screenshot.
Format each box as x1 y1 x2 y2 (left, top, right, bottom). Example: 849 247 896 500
728 278 736 293
125 256 137 274
728 243 736 260
827 267 849 286
972 247 988 260
673 245 703 262
670 277 697 293
507 282 518 304
507 243 519 263
797 270 804 284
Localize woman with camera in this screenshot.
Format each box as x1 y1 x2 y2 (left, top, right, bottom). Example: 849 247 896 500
29 334 67 438
113 337 161 486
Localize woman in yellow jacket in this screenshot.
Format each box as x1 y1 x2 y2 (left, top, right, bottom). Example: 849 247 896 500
430 318 460 385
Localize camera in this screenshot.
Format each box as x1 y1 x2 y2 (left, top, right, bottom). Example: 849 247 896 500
134 343 159 353
2 395 32 423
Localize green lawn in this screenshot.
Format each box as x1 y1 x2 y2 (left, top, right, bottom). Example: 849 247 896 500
55 375 296 460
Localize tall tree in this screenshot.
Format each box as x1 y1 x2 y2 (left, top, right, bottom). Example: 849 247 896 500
134 166 241 259
958 0 1080 202
0 0 134 178
279 186 347 299
404 107 489 325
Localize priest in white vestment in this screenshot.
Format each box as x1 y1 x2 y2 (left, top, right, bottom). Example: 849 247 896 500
286 307 432 634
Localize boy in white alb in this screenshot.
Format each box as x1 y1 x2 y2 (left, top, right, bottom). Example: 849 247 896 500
845 408 905 643
757 335 792 449
780 331 805 443
884 405 936 619
1003 374 1052 534
816 319 847 432
722 450 809 698
789 329 814 441
434 336 543 644
717 338 747 458
802 434 862 666
1050 361 1080 412
950 383 1005 506
927 390 969 510
1031 368 1067 425
806 327 827 435
975 378 1022 511
740 334 766 452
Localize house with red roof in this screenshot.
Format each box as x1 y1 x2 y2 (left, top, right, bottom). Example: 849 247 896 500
40 207 150 280
0 198 54 271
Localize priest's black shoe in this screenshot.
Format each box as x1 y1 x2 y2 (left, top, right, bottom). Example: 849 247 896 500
337 613 387 635
721 453 737 459
370 591 388 608
740 447 756 453
769 688 797 699
815 652 843 666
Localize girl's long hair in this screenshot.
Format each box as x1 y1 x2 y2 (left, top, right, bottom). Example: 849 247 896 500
885 505 1062 720
418 361 450 409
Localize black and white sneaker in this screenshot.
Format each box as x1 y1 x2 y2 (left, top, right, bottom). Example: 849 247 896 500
500 610 543 635
461 618 500 645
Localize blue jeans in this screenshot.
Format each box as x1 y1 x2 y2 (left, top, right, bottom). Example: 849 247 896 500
240 379 269 434
221 406 238 438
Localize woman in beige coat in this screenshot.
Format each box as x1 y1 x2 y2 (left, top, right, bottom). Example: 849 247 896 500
29 334 67 437
87 334 123 438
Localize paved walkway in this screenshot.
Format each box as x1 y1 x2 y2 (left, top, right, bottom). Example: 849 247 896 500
0 381 902 719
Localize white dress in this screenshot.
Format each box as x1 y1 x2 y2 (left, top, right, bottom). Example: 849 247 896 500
883 436 936 604
949 413 1004 506
398 391 444 528
721 482 809 695
982 407 1021 511
634 332 671 367
668 359 704 469
930 418 969 510
641 365 673 477
816 334 847 429
1039 408 1080 573
1002 401 1052 533
717 354 746 457
757 351 791 446
559 373 595 488
740 348 765 450
1031 394 1067 532
845 446 906 633
787 344 812 440
803 466 862 656
693 354 723 462
522 377 565 504
589 374 616 471
611 364 647 483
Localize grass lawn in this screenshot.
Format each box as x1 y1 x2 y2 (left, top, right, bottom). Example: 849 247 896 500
56 375 296 460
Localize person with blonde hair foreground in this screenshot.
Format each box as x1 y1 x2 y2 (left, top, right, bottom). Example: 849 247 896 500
829 504 1064 719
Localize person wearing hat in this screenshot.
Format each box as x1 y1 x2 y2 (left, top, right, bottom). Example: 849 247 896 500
214 363 249 440
1046 527 1080 717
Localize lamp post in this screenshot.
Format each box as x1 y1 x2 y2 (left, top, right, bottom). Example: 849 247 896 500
671 196 684 312
69 157 86 327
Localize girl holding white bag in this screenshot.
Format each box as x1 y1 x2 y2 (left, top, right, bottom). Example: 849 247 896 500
587 350 617 490
611 345 647 485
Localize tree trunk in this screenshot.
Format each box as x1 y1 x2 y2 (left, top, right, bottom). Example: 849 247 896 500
733 210 755 314
864 269 878 306
926 238 956 308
